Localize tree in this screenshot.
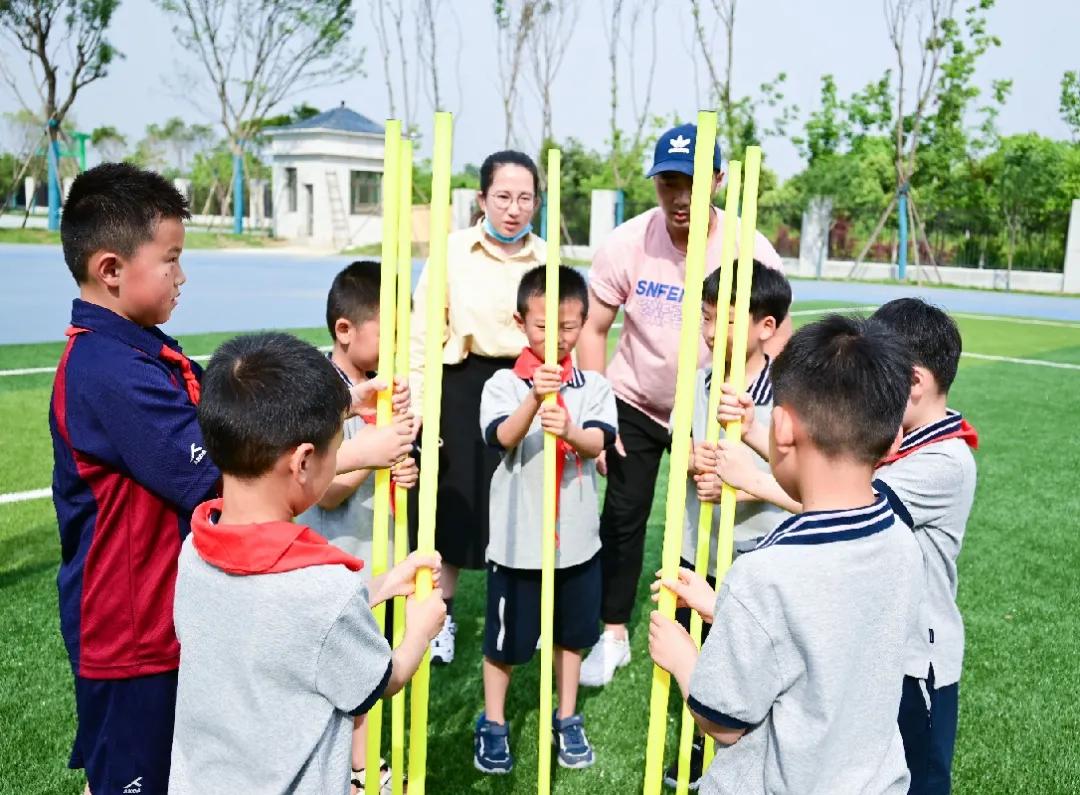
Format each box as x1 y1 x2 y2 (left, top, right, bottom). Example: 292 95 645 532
156 0 363 216
529 0 581 146
0 0 119 204
90 124 127 162
369 0 417 134
1061 71 1080 142
143 117 214 174
493 0 542 148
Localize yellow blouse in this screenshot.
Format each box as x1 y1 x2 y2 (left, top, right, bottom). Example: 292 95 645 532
410 221 545 408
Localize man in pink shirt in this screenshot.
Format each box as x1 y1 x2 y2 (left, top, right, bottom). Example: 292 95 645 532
577 123 790 686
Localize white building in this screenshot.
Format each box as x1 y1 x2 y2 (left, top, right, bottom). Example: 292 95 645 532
267 104 386 249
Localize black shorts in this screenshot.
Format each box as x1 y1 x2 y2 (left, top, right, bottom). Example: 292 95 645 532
69 670 178 795
483 554 602 665
675 557 718 646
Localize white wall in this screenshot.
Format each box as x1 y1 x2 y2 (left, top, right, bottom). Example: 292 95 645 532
781 257 1066 293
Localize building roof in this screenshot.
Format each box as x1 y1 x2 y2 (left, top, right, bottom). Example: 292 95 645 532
276 105 384 136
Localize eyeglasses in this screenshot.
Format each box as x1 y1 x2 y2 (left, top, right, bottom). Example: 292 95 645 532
487 192 536 211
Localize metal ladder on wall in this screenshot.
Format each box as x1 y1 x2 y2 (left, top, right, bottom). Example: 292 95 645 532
325 171 350 249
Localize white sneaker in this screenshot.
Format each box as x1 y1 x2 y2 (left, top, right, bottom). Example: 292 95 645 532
578 630 630 686
430 616 456 665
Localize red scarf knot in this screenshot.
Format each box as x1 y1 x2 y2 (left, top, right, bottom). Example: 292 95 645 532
159 344 201 406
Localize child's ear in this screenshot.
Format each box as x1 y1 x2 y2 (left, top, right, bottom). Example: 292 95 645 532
89 251 122 289
513 311 525 332
333 318 354 347
772 405 796 450
289 442 317 482
910 365 933 401
759 315 778 343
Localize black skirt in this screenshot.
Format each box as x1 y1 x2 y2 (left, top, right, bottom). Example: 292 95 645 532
408 354 516 569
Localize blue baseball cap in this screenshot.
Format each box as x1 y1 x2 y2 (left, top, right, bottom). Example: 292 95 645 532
646 123 723 178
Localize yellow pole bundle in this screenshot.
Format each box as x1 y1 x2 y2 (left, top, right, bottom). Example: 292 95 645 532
408 110 453 795
673 159 742 794
389 138 413 795
537 147 561 795
366 119 400 795
643 110 718 795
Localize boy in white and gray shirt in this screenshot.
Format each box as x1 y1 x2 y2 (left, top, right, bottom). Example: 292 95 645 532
473 266 617 775
650 315 923 794
871 299 978 795
670 262 792 788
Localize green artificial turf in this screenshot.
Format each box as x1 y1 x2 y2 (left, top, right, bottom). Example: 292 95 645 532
1 305 1079 792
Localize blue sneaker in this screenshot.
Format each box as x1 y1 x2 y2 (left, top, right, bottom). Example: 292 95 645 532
552 712 595 769
474 713 513 774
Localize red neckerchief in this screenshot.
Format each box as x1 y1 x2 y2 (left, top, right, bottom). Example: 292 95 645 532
68 325 201 405
512 347 582 544
360 412 399 514
190 498 364 574
878 411 979 466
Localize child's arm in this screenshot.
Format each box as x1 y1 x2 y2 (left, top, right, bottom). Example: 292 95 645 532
648 612 746 746
495 390 544 449
650 566 717 622
537 404 606 458
317 469 372 510
336 414 414 473
386 589 447 696
715 440 802 514
716 384 770 460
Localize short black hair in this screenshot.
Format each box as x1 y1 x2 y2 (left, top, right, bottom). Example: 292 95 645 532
326 260 381 337
771 315 912 465
871 298 962 394
480 150 540 196
60 162 191 284
516 264 589 318
703 260 792 324
198 332 350 477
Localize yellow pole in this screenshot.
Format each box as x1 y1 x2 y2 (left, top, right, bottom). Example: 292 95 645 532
674 160 742 793
408 111 453 795
390 138 413 795
537 148 561 795
643 110 718 795
366 119 400 795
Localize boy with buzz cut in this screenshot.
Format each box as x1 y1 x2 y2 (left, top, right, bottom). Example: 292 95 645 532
169 332 446 793
473 265 618 774
649 315 923 795
299 259 420 792
871 299 978 795
665 260 792 789
49 163 221 795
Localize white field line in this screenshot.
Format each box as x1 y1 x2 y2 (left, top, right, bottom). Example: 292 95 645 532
0 487 51 505
961 352 1080 370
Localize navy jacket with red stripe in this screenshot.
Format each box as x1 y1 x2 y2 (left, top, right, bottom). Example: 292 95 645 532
50 300 220 679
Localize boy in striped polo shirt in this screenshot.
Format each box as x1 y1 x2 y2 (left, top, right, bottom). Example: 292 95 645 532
871 299 978 795
650 315 923 794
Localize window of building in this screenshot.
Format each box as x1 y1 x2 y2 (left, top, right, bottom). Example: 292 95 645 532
285 167 297 212
350 170 380 214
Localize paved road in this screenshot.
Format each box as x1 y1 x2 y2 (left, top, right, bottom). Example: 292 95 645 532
3 244 1078 345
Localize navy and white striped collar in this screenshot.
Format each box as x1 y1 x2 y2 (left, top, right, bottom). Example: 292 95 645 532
897 409 963 454
519 367 587 389
704 355 772 406
755 493 895 549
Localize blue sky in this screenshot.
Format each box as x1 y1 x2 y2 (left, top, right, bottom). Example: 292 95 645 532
2 0 1077 178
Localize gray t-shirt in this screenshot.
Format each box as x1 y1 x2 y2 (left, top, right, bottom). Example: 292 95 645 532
688 495 922 795
683 362 789 576
479 366 618 570
875 418 977 688
298 414 380 583
170 536 392 794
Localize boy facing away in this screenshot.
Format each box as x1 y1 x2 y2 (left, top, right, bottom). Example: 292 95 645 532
473 265 618 774
666 260 792 788
298 260 420 792
649 315 923 794
872 299 978 795
169 332 445 793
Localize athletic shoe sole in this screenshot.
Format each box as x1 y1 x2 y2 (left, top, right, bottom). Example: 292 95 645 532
578 651 631 687
473 757 513 775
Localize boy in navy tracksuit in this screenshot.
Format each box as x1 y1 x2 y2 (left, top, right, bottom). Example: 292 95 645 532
49 164 220 794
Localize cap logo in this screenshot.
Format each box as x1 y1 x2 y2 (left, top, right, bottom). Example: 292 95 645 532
667 134 692 154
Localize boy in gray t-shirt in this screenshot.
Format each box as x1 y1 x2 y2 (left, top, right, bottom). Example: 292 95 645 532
297 261 420 790
650 315 922 795
671 262 792 788
473 266 617 775
170 333 445 795
871 299 978 795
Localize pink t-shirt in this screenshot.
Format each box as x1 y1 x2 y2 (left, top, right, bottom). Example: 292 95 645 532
589 206 784 429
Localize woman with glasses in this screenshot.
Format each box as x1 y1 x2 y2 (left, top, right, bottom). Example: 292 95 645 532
409 150 544 665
